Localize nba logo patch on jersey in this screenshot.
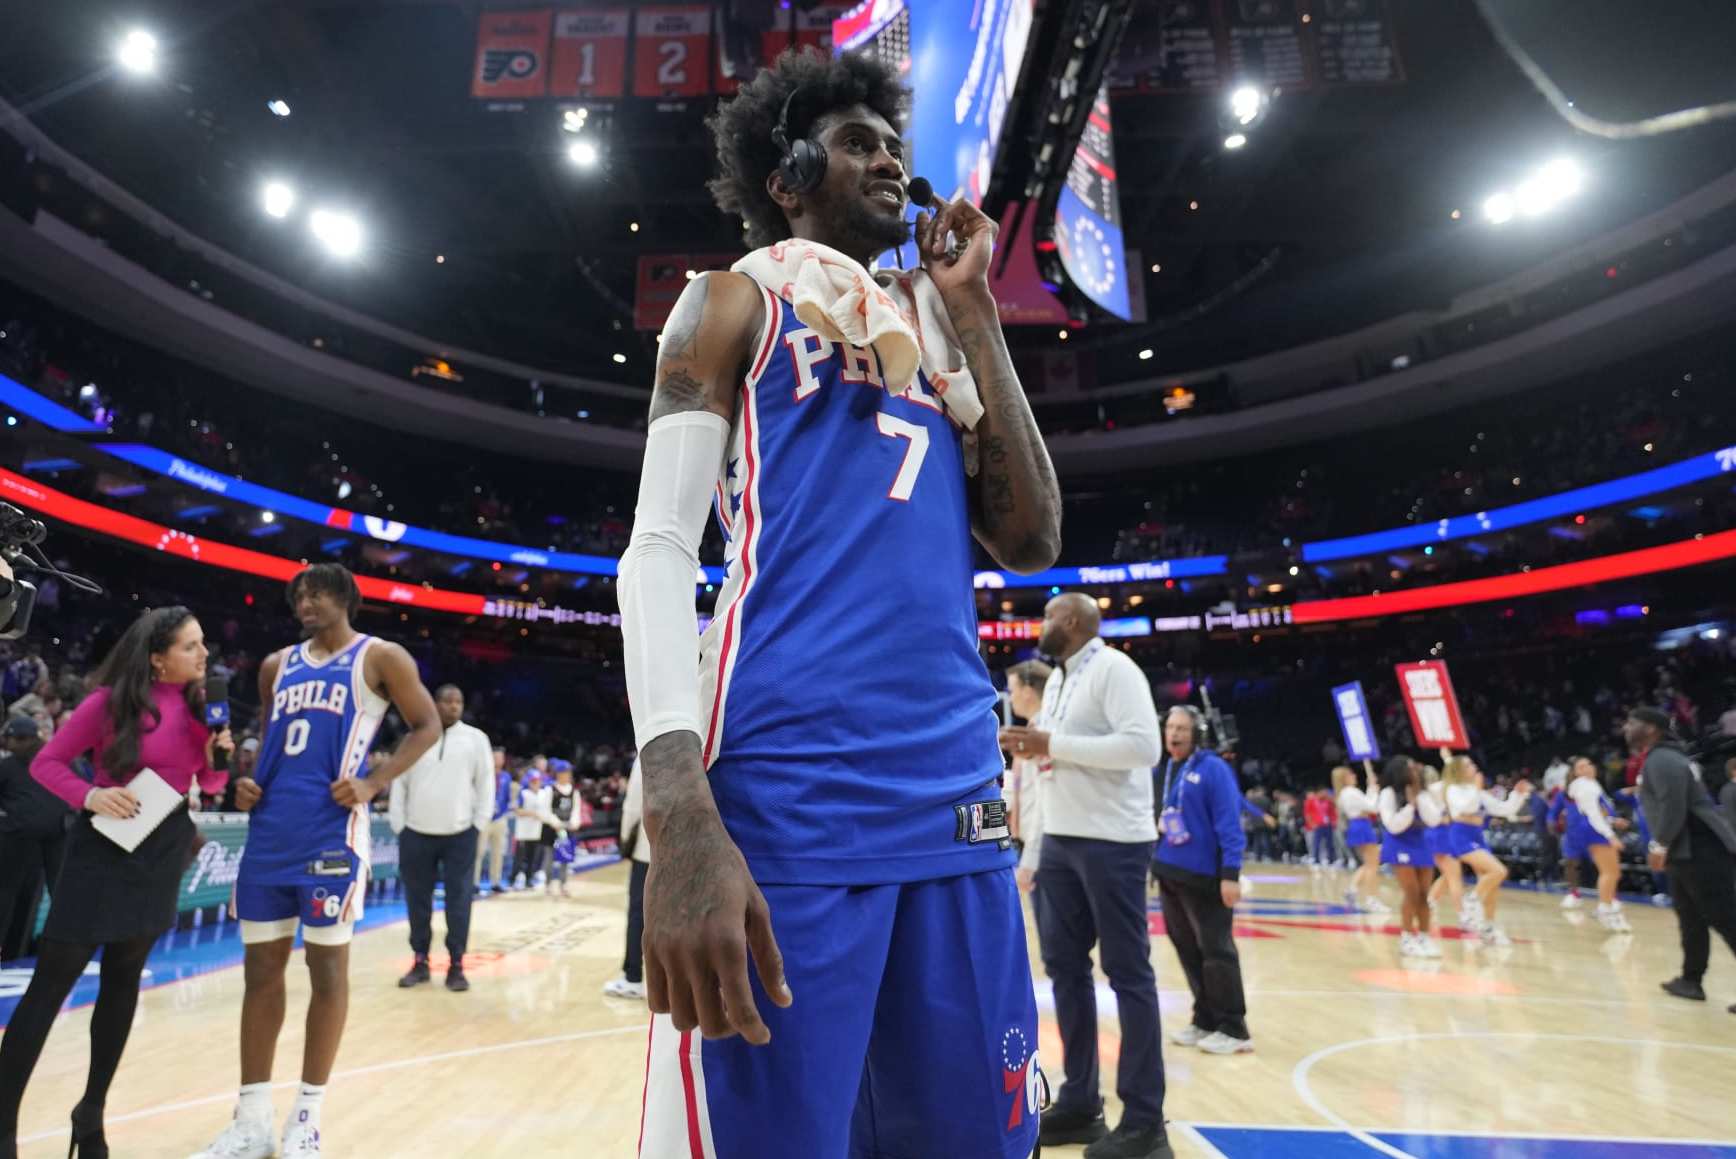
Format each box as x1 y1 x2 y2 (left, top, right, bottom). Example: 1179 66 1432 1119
336 652 352 667
1000 1027 1041 1132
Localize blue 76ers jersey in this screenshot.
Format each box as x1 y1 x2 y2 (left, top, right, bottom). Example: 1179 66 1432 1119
698 278 1009 886
240 635 389 885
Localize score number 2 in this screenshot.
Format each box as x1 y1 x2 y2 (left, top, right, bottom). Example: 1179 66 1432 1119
875 413 930 501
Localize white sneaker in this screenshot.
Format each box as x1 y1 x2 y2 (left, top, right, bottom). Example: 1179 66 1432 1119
1415 934 1443 959
1597 904 1631 933
1360 896 1391 915
1197 1031 1254 1055
1651 892 1671 907
1560 892 1583 910
1479 922 1512 947
602 976 647 1000
1169 1023 1209 1047
188 1115 275 1159
282 1118 322 1156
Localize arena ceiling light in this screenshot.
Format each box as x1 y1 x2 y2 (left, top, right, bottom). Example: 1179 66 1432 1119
261 180 296 220
567 139 599 168
308 208 363 258
1228 85 1265 127
267 99 291 117
1482 158 1584 225
1223 133 1248 150
115 29 158 76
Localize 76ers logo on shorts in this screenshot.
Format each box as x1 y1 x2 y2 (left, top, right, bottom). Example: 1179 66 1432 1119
309 888 341 922
1000 1026 1041 1132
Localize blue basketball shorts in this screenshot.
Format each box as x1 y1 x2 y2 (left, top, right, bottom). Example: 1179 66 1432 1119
638 867 1041 1159
233 863 366 947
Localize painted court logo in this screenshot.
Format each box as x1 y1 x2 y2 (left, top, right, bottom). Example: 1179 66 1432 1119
1000 1026 1041 1132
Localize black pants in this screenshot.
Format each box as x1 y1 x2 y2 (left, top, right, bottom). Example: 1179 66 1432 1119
1671 839 1736 984
400 828 479 964
1156 872 1249 1040
511 832 543 882
623 859 648 984
0 827 68 962
1036 835 1165 1129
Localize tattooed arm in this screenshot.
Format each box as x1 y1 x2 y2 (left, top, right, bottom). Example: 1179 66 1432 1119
620 271 791 1045
916 194 1063 573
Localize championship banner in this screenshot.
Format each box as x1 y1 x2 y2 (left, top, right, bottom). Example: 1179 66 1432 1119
632 6 712 99
1332 681 1380 762
1394 661 1469 751
471 9 553 100
550 8 629 99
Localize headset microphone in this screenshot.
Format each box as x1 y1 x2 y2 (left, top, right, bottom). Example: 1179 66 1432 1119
205 674 231 772
906 176 933 208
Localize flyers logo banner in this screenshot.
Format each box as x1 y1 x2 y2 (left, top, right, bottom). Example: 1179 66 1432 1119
472 10 552 99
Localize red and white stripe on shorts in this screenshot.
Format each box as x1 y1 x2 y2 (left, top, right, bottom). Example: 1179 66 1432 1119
639 1013 718 1158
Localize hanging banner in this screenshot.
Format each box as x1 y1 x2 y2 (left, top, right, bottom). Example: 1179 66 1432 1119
550 8 630 99
632 6 712 99
635 254 745 331
713 7 794 96
1332 681 1381 762
1394 661 1469 751
471 9 553 100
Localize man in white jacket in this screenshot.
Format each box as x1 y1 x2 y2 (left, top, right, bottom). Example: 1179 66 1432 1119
388 685 494 992
603 759 651 1000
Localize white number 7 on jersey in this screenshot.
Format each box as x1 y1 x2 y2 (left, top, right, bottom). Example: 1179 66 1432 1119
875 413 930 502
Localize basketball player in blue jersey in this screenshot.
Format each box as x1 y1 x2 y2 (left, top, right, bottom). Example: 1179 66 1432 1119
621 48 1070 1159
192 565 439 1159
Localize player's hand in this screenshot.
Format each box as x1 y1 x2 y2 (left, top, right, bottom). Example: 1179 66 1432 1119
643 808 790 1046
913 191 996 297
86 786 140 819
998 726 1050 759
1016 866 1036 893
1264 814 1278 829
1220 879 1243 908
233 777 262 811
331 776 380 808
1647 846 1668 872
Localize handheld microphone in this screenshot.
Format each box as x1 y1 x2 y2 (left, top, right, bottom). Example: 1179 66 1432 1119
906 176 933 208
205 674 231 772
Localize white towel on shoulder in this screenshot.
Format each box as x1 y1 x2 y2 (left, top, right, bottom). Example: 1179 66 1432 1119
731 240 984 431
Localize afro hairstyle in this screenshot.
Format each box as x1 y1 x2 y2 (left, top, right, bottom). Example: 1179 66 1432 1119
706 47 909 250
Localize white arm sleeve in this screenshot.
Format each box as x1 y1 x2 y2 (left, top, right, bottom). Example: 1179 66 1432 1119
1568 778 1617 840
618 411 731 751
1378 787 1416 833
1480 789 1529 821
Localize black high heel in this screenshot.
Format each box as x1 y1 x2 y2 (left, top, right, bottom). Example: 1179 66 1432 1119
67 1102 106 1159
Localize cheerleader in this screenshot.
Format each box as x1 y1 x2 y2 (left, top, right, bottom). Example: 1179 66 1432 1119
1377 757 1440 957
1422 766 1470 929
1443 756 1533 946
1334 765 1387 913
1548 786 1585 908
1563 756 1631 932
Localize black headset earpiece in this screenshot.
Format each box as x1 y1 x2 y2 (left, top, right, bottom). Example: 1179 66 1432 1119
773 85 828 195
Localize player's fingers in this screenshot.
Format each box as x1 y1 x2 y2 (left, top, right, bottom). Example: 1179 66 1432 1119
713 933 770 1046
690 959 735 1041
745 891 792 1009
914 210 932 252
645 948 671 1015
665 960 699 1034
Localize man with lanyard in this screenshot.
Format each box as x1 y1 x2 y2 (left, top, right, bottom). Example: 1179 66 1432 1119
1000 592 1169 1159
1152 705 1252 1055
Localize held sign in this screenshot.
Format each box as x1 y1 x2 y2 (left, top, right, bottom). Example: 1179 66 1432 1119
1331 681 1380 762
1394 661 1469 751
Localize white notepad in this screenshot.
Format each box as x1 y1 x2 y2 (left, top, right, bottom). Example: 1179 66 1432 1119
90 768 183 852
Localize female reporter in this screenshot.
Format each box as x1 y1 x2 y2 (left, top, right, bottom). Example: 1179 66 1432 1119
0 607 231 1158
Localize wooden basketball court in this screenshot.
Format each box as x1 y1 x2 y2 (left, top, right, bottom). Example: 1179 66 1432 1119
5 861 1731 1157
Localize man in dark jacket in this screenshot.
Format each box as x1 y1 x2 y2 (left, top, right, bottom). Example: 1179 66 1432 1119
1630 707 1736 1012
0 716 72 961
